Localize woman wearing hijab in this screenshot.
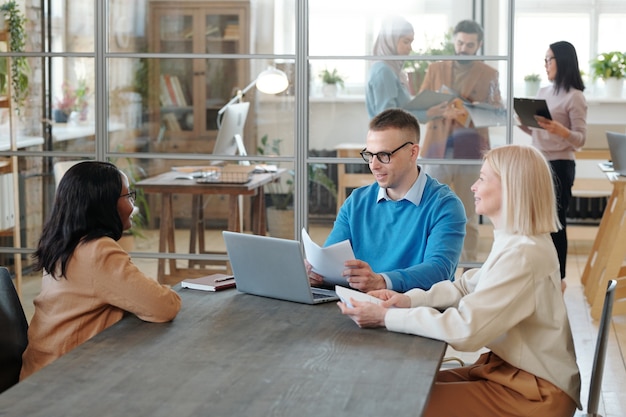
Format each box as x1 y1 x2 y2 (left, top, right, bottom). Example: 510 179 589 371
366 16 414 119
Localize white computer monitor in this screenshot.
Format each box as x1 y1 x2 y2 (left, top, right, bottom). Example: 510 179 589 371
213 101 249 164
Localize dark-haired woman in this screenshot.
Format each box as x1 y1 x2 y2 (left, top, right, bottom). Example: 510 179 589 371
520 40 587 290
21 161 181 379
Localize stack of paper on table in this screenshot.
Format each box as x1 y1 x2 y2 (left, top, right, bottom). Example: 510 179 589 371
301 228 354 286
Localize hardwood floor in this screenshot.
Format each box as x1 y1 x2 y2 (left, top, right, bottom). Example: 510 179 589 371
18 223 626 416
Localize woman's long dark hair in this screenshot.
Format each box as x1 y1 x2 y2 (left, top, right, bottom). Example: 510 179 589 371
550 41 585 94
33 161 124 279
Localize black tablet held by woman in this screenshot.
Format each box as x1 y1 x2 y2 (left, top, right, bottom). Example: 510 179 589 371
513 98 552 129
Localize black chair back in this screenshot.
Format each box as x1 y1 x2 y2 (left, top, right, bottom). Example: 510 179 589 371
0 266 28 393
586 279 617 416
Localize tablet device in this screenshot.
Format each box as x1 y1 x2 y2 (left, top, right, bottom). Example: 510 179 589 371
513 98 552 129
404 90 455 111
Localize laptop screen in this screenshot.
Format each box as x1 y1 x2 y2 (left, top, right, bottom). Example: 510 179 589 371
606 131 626 176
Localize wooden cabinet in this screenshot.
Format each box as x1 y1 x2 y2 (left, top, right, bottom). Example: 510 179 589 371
147 1 251 226
148 0 250 147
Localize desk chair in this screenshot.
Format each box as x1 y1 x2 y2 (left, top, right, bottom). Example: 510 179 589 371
581 279 617 417
53 160 83 188
336 146 371 213
0 266 28 393
440 356 465 368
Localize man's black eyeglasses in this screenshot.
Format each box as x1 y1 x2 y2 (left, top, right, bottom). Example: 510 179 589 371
119 190 137 201
360 142 414 164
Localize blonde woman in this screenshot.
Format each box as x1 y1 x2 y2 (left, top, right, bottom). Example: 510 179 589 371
338 145 581 416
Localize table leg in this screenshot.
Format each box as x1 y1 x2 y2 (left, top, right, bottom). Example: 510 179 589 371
189 195 206 268
252 188 267 235
228 195 240 232
157 193 175 283
181 194 230 274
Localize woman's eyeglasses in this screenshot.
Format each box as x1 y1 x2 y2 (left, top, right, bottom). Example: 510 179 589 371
360 142 414 164
119 190 137 202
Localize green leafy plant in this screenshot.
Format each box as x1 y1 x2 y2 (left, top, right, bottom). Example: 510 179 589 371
524 73 541 82
125 161 150 238
0 0 29 114
319 67 345 87
403 27 454 92
590 51 626 80
110 152 150 238
54 79 90 117
257 135 337 211
257 135 294 210
133 55 149 111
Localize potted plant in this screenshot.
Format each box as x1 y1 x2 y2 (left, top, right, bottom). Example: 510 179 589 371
590 51 626 98
53 79 90 123
319 67 344 97
257 135 337 238
0 0 29 115
257 135 299 211
523 73 541 97
403 27 454 94
124 160 150 240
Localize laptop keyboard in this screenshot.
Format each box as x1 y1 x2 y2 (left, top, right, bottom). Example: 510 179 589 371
311 288 337 299
312 291 329 299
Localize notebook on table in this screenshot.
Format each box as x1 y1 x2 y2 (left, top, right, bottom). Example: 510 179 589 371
606 131 626 177
222 231 339 304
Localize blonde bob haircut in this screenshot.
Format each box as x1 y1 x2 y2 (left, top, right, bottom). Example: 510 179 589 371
484 145 561 235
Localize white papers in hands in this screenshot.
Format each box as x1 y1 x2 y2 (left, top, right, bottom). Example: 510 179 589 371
301 228 355 286
464 103 507 128
335 286 383 308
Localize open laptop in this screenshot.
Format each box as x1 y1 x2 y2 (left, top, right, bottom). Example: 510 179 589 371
222 231 339 304
606 131 626 176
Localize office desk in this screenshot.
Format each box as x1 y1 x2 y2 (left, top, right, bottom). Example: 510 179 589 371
581 171 626 319
571 160 613 199
0 289 447 417
137 170 283 283
51 121 126 143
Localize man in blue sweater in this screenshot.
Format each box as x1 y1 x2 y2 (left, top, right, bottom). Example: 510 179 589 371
308 108 466 293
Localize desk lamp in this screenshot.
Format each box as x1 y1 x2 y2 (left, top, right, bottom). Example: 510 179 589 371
216 66 288 232
217 66 289 123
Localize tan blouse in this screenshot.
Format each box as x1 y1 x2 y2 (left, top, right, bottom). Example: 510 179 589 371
20 237 181 379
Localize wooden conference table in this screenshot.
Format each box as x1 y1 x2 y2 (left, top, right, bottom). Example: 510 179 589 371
0 289 447 417
137 168 283 283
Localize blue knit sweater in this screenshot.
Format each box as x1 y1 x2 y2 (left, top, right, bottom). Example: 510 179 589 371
326 173 466 292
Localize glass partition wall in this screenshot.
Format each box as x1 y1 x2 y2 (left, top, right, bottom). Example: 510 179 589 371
0 0 549 285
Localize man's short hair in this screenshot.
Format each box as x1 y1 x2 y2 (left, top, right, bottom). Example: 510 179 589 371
369 108 421 144
453 19 484 43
